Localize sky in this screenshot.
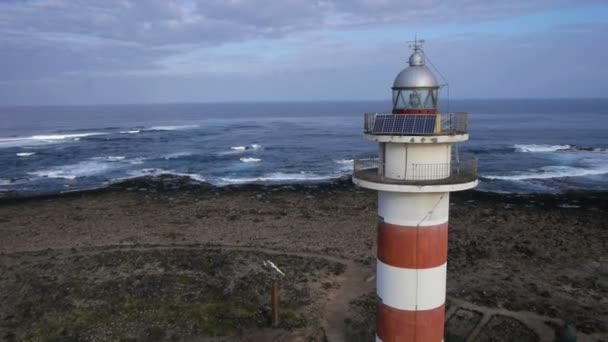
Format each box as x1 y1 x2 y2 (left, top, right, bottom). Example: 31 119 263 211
0 0 607 105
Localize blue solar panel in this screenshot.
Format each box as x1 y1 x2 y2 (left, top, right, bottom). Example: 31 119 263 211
371 115 436 135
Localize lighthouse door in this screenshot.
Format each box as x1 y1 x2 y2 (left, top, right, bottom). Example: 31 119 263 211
384 143 407 180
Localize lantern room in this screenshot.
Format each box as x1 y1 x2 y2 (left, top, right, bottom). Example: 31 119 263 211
392 42 440 115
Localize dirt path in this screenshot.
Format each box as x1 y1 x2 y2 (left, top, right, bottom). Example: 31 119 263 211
319 258 373 341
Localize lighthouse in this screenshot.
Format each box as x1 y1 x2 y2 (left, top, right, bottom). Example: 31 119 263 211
352 40 478 341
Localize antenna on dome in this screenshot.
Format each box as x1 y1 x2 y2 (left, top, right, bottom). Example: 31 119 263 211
407 36 425 51
409 38 450 113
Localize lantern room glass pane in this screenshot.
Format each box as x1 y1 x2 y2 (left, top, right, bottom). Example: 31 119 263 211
392 88 438 110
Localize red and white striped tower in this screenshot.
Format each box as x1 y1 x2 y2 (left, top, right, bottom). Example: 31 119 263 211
353 40 478 341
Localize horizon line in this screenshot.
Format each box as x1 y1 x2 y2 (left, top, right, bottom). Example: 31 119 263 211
1 97 607 108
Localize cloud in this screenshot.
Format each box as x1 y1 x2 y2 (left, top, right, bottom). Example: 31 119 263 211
1 1 596 48
0 0 605 103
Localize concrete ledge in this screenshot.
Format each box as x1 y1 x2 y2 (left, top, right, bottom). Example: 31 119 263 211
364 133 469 144
353 176 478 193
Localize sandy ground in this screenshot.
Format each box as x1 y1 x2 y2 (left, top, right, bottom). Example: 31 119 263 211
0 177 607 341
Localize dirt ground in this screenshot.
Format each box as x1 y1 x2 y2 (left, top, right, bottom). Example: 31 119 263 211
0 176 607 341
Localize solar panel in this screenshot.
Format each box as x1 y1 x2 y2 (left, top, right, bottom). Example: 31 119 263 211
372 116 385 133
371 115 437 135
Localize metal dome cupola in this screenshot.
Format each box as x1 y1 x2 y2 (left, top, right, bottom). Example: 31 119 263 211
392 40 440 114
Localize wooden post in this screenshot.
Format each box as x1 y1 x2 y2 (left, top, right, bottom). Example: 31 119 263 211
271 279 279 327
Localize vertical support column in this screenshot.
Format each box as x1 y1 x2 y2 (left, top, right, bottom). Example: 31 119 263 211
271 280 279 327
376 191 449 342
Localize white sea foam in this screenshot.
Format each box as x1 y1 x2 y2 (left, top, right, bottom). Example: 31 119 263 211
127 168 206 182
163 152 194 160
514 144 571 153
30 133 105 140
145 125 199 131
177 173 206 182
16 152 36 157
240 157 261 163
127 157 146 165
0 132 105 148
334 159 354 170
0 179 10 186
29 171 72 180
90 156 147 164
230 144 262 151
221 144 263 156
484 165 608 181
28 160 116 180
219 172 334 184
91 156 126 162
119 130 141 134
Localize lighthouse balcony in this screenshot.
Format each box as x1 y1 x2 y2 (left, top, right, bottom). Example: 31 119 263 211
352 157 478 192
363 112 468 136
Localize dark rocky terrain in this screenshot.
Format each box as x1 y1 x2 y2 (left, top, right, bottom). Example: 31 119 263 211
0 176 606 341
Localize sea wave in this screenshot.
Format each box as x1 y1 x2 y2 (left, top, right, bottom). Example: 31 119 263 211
28 160 117 180
218 172 336 185
144 125 199 131
163 152 194 160
90 156 126 162
29 133 104 140
16 152 36 157
334 159 353 170
119 130 141 134
220 144 263 156
0 132 106 148
89 156 147 164
126 168 206 182
514 144 571 153
230 144 262 151
240 157 261 163
483 165 608 181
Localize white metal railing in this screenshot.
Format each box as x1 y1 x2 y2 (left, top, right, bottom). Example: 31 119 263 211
353 157 477 185
363 112 468 135
441 112 468 134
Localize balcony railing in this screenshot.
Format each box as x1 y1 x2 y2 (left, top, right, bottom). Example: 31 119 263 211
353 157 477 185
363 112 468 135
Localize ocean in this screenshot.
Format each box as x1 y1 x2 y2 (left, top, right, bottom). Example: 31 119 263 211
1 99 607 196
